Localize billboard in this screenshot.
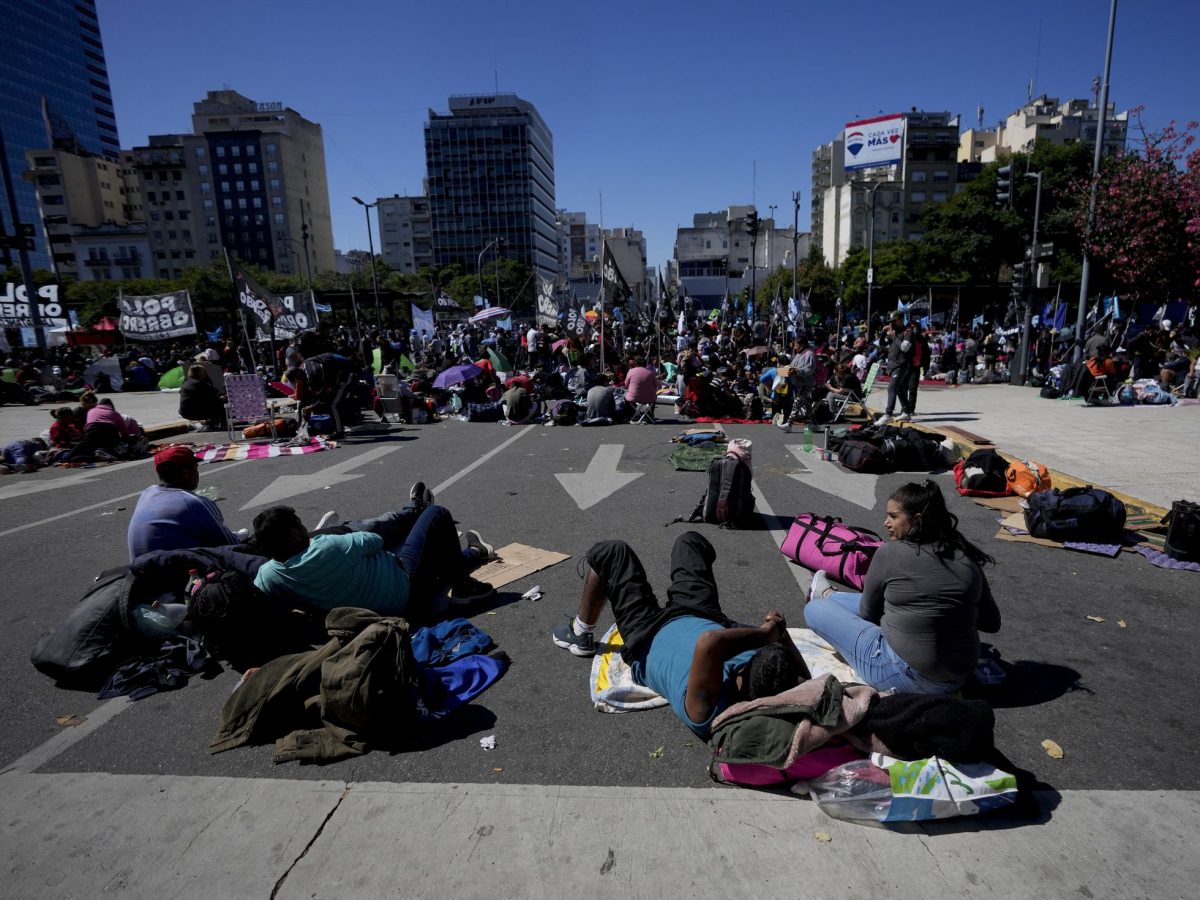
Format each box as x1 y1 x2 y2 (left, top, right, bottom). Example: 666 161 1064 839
844 113 905 171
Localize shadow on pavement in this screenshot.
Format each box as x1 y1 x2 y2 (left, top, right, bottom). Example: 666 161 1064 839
965 659 1091 709
393 703 498 753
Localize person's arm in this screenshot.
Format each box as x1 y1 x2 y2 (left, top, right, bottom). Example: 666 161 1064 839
684 612 796 725
858 545 889 624
976 572 1001 633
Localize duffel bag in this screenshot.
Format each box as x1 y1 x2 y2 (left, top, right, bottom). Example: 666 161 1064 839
466 400 503 422
779 514 883 589
31 569 140 684
839 439 890 473
886 431 946 471
954 449 1012 497
1163 499 1200 562
1005 459 1052 498
1024 486 1127 542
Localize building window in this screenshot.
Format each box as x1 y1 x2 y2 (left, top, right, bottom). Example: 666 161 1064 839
252 197 262 208
933 171 950 183
198 164 208 175
221 181 230 192
246 145 256 157
911 171 927 183
248 162 258 173
164 211 174 221
266 143 277 155
280 263 291 274
208 233 218 244
932 191 947 202
274 213 284 225
250 180 260 191
195 147 205 158
218 164 228 175
146 191 156 201
200 182 210 194
231 145 240 157
181 229 191 240
179 210 190 220
203 199 214 209
237 198 247 209
150 211 161 222
235 180 244 192
223 199 232 210
233 163 243 175
216 146 225 158
272 196 282 207
910 192 926 203
269 178 280 190
267 161 278 173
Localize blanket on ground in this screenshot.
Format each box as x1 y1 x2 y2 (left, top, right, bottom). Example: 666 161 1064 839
194 437 334 463
709 674 876 769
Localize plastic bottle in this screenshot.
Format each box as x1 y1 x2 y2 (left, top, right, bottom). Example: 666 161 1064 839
131 603 186 639
807 760 894 822
803 424 813 453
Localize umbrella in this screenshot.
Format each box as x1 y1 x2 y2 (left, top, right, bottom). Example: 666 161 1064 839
584 310 599 323
470 306 512 324
487 347 513 372
742 345 770 357
433 363 483 389
550 338 569 352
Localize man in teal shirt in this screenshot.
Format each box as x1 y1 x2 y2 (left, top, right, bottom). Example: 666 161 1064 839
253 504 495 619
552 532 810 739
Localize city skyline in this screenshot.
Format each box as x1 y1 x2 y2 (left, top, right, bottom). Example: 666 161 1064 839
76 0 1200 272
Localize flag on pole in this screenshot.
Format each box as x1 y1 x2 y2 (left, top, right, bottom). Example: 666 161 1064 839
536 275 558 326
602 243 631 306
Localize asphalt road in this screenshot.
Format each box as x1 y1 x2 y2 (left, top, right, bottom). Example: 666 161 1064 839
3 416 1197 793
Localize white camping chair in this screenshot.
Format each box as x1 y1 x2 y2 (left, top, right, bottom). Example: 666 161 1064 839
375 373 407 423
827 363 879 424
224 373 277 442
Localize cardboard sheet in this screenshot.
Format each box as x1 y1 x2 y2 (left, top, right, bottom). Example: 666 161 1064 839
974 495 1023 514
474 543 571 589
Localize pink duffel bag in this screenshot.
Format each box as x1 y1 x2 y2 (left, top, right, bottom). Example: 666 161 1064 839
779 514 883 590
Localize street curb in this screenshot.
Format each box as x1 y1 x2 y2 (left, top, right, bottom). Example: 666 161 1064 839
145 420 192 441
863 403 1169 519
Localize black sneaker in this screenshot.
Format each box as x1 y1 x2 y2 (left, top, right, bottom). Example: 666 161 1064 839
552 618 596 657
409 481 434 511
449 575 495 605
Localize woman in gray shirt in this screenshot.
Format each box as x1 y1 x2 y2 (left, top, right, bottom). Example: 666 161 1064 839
804 481 1001 693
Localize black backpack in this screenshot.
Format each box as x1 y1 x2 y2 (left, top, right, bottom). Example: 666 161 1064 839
31 568 142 685
885 431 945 471
1040 383 1061 400
839 439 889 473
1164 499 1200 562
551 399 578 426
1024 487 1127 542
684 455 755 527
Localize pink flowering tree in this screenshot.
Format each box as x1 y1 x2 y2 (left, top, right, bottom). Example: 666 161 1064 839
1078 112 1199 300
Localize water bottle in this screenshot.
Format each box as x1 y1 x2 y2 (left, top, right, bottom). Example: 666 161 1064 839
803 424 813 453
131 603 187 639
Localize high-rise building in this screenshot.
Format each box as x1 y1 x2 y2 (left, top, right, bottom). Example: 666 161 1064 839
958 94 1128 164
817 110 961 267
376 195 433 273
424 94 556 279
1 0 120 269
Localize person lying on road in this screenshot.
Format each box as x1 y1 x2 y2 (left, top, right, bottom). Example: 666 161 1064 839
552 531 810 739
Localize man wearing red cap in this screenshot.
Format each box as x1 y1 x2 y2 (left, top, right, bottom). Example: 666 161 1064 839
127 445 242 561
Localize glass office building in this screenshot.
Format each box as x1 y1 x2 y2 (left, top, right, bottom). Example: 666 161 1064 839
424 94 556 281
2 0 120 270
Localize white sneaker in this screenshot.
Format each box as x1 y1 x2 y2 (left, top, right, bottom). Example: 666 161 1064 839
316 510 340 529
894 412 911 422
775 420 792 432
465 530 497 561
809 570 834 603
874 414 891 425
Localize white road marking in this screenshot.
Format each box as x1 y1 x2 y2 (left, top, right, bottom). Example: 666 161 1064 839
430 424 535 495
239 445 401 510
554 444 643 510
786 444 879 510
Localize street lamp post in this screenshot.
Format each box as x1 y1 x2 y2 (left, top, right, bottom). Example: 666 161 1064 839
767 204 777 273
791 190 801 313
1012 171 1044 386
352 196 383 331
1074 0 1119 363
477 238 498 307
866 182 883 339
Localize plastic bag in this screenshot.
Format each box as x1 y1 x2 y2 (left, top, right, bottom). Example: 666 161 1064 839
808 755 1018 823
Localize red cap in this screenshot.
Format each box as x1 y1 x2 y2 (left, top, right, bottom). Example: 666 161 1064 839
154 445 198 469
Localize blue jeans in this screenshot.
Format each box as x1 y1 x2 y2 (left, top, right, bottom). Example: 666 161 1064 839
804 592 961 694
350 505 469 608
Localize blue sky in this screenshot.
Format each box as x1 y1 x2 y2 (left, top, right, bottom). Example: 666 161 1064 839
97 0 1194 268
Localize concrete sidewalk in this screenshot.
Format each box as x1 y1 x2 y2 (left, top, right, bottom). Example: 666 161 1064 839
868 382 1199 510
2 771 1196 899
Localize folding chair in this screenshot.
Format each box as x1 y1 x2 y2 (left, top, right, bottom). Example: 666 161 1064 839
826 388 864 425
629 403 657 424
224 373 278 442
1086 379 1113 406
375 373 406 423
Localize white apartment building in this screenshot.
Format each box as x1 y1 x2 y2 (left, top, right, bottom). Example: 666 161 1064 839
959 95 1128 164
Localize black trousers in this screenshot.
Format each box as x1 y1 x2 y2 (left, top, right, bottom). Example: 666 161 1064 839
585 532 733 664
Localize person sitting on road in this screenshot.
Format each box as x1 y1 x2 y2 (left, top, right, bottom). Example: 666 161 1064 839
805 480 1000 695
179 364 226 430
552 532 811 739
127 446 243 561
68 397 142 462
251 499 498 620
1 437 48 474
585 373 616 422
48 407 83 450
501 383 536 424
287 351 358 438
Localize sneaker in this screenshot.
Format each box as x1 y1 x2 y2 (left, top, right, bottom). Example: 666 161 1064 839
874 414 891 425
894 412 911 422
809 570 834 603
464 530 497 561
409 480 434 510
449 575 496 605
316 510 340 530
552 618 597 657
775 419 792 432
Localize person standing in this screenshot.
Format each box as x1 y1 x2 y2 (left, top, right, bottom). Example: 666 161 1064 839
876 319 915 424
904 323 931 415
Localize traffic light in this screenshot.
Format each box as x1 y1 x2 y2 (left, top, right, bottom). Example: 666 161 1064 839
1012 261 1026 289
744 209 759 237
996 165 1012 205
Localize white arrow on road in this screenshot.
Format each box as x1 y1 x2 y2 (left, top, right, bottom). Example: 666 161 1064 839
555 444 643 510
787 445 879 510
240 445 401 510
